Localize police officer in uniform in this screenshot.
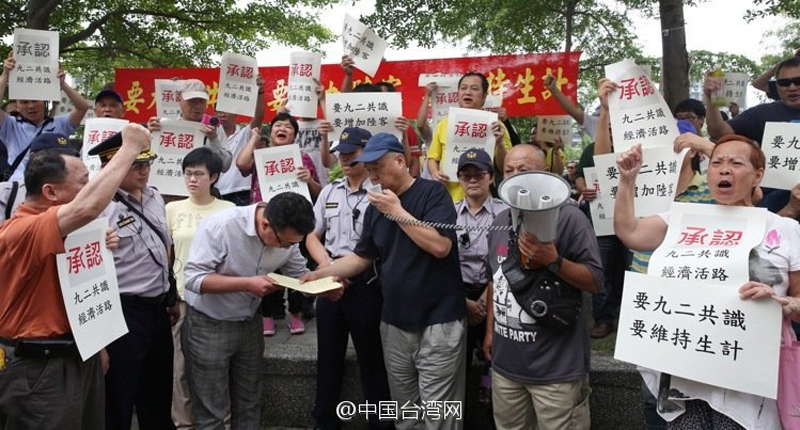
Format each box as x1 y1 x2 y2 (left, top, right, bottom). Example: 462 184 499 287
90 135 179 430
305 128 393 430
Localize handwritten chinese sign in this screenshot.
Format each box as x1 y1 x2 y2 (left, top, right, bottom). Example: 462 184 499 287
154 79 183 119
535 115 573 144
82 118 128 179
286 52 322 118
615 271 781 399
216 52 258 117
606 59 679 153
150 119 205 196
761 122 800 191
342 14 388 77
722 73 749 109
253 145 311 203
442 107 498 179
325 92 402 142
593 146 685 217
419 73 462 129
583 167 615 236
648 202 767 287
10 28 59 101
56 217 128 360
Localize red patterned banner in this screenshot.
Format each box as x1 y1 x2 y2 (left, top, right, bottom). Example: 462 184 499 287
115 51 581 123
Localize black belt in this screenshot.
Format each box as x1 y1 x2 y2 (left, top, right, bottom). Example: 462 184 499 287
0 336 77 359
121 293 166 306
464 282 486 300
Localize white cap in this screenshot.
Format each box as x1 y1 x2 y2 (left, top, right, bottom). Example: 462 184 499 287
179 79 208 101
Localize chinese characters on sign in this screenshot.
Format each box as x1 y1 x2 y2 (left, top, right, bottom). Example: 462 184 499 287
615 271 781 399
761 122 800 191
593 146 685 217
154 79 183 119
296 119 328 185
442 107 498 179
56 218 128 360
583 167 615 236
419 73 462 130
605 59 679 153
150 119 206 196
10 28 59 101
722 73 748 109
82 118 129 179
647 203 767 287
342 14 388 77
325 92 403 142
286 52 322 118
535 115 573 144
216 52 258 117
253 145 312 203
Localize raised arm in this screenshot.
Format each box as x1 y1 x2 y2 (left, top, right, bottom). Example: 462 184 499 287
248 76 266 130
703 70 735 140
57 124 150 235
0 52 14 127
58 64 90 127
594 78 617 155
341 55 354 93
416 83 436 143
545 74 584 124
612 144 669 251
236 128 261 176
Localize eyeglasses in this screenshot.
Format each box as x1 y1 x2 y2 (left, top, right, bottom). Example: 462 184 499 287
776 77 800 87
131 159 155 171
675 113 698 121
183 170 207 179
268 218 303 248
458 171 489 182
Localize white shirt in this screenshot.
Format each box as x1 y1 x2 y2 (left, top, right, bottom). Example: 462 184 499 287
215 126 252 194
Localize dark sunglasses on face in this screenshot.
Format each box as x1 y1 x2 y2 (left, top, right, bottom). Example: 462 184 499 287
776 77 800 87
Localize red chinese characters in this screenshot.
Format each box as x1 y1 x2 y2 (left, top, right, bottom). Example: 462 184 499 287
290 63 313 78
264 158 296 176
226 63 254 79
67 241 103 274
678 226 743 247
160 132 195 149
619 75 656 101
455 121 488 139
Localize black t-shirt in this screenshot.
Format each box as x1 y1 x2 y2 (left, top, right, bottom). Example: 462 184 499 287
354 178 465 331
728 101 800 144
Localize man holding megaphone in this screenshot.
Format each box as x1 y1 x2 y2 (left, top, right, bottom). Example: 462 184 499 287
482 143 604 430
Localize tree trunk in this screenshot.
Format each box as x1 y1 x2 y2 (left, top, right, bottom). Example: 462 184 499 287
26 0 57 30
564 0 576 52
659 0 689 110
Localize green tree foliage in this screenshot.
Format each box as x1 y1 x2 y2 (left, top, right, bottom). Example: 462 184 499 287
362 0 646 107
0 0 337 94
688 50 762 81
758 21 800 69
744 0 800 21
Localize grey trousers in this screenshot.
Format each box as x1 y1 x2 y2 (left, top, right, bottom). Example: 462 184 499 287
0 345 104 430
182 306 263 430
380 319 466 430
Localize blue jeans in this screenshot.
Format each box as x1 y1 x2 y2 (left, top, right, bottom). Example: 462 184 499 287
592 235 631 326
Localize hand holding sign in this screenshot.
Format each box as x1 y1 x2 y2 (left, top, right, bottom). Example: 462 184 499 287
616 144 643 183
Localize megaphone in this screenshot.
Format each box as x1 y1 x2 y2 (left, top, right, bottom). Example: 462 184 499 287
497 171 571 243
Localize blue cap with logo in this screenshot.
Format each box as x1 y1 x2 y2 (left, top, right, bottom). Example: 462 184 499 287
352 132 405 165
94 89 124 104
332 127 371 154
457 148 493 174
30 133 72 153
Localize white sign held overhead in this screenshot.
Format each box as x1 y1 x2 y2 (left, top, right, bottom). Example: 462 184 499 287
286 52 322 118
10 28 60 101
325 92 402 142
441 107 498 179
56 218 128 361
536 115 573 144
342 14 388 77
150 119 206 197
253 145 312 203
606 59 679 153
583 167 615 237
82 118 129 179
216 52 259 116
154 79 183 119
761 122 800 191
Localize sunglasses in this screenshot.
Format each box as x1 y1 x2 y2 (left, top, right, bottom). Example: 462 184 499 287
776 77 800 87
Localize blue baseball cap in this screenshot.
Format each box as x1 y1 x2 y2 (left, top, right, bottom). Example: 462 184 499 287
458 148 493 174
94 89 123 104
30 133 72 153
352 132 405 165
677 119 698 135
332 127 371 155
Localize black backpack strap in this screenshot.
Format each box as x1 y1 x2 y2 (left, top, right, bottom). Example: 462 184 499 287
5 181 19 220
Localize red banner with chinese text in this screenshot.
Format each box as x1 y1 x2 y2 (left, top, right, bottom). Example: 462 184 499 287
115 52 581 123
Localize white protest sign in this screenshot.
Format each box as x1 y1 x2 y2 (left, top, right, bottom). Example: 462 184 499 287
583 167 615 236
536 115 573 144
606 59 679 153
216 52 258 116
484 93 502 109
342 14 387 77
10 28 59 101
431 88 460 129
285 52 321 118
647 203 767 286
253 145 312 203
82 118 128 179
441 107 498 179
593 146 685 217
325 92 402 141
615 271 781 399
154 79 183 119
418 73 462 88
56 218 128 360
722 73 749 109
151 119 205 196
296 119 327 185
761 122 800 191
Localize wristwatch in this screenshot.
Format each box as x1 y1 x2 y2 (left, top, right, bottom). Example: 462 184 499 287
547 255 563 274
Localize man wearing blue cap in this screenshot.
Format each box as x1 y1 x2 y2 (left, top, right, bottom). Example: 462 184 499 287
305 127 393 429
305 132 466 430
0 133 78 223
94 88 126 119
